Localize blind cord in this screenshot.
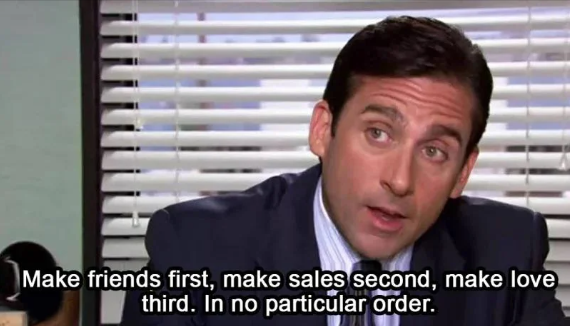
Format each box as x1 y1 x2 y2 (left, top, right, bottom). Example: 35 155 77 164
132 0 141 227
525 3 532 209
174 0 181 203
559 3 570 171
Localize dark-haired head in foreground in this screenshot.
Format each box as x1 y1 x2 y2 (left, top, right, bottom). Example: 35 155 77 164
0 241 64 324
309 16 493 260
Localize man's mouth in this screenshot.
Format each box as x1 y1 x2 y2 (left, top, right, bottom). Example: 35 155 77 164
366 205 407 233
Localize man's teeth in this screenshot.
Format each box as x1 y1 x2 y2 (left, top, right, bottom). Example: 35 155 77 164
381 214 395 221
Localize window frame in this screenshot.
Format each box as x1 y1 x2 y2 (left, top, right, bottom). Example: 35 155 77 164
79 0 103 325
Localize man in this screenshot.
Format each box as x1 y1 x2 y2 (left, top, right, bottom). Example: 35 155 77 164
121 16 568 326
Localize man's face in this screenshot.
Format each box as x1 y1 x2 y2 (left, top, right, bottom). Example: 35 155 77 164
309 76 479 260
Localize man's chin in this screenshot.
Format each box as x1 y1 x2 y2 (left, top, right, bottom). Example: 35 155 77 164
354 239 404 261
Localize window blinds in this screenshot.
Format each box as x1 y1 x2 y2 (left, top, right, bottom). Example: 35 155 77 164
97 1 570 323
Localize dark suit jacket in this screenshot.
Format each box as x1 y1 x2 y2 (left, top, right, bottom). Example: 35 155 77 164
121 164 568 326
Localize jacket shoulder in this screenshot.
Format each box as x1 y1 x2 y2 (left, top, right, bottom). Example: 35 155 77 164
448 196 547 269
162 171 299 225
144 171 302 269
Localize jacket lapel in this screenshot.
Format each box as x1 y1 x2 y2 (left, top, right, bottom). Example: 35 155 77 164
254 165 327 326
400 199 467 326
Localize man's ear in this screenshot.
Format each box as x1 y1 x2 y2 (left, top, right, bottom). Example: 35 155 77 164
450 147 479 198
308 100 333 159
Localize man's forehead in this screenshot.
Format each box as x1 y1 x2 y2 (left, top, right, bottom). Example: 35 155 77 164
352 76 473 108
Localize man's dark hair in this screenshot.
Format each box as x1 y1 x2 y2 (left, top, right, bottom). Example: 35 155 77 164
323 16 493 159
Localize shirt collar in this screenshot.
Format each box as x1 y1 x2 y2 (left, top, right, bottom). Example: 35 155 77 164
313 176 413 271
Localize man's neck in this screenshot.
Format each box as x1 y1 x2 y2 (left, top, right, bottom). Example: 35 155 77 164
313 177 413 270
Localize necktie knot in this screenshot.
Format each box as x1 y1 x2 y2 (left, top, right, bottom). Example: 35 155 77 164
357 260 383 273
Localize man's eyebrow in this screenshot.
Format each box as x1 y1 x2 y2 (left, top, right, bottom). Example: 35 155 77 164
361 104 404 123
427 124 464 146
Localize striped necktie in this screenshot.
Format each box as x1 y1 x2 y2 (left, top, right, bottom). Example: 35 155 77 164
340 260 383 326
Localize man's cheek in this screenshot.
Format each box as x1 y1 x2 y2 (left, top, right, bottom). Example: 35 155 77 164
419 171 457 190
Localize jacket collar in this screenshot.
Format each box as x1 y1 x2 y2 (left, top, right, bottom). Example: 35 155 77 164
255 164 323 273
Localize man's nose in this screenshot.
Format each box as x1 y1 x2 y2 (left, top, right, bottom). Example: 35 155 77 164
381 149 415 197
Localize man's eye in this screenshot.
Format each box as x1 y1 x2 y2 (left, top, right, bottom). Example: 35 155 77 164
368 128 389 141
424 146 448 161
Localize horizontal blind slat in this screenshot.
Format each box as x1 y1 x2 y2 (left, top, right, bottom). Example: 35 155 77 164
100 15 570 35
100 85 570 103
101 173 570 192
101 151 569 170
101 130 570 148
100 39 570 59
99 0 566 14
101 107 570 125
100 61 570 80
102 196 570 215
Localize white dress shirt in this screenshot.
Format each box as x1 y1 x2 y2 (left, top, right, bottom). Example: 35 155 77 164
313 177 413 326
